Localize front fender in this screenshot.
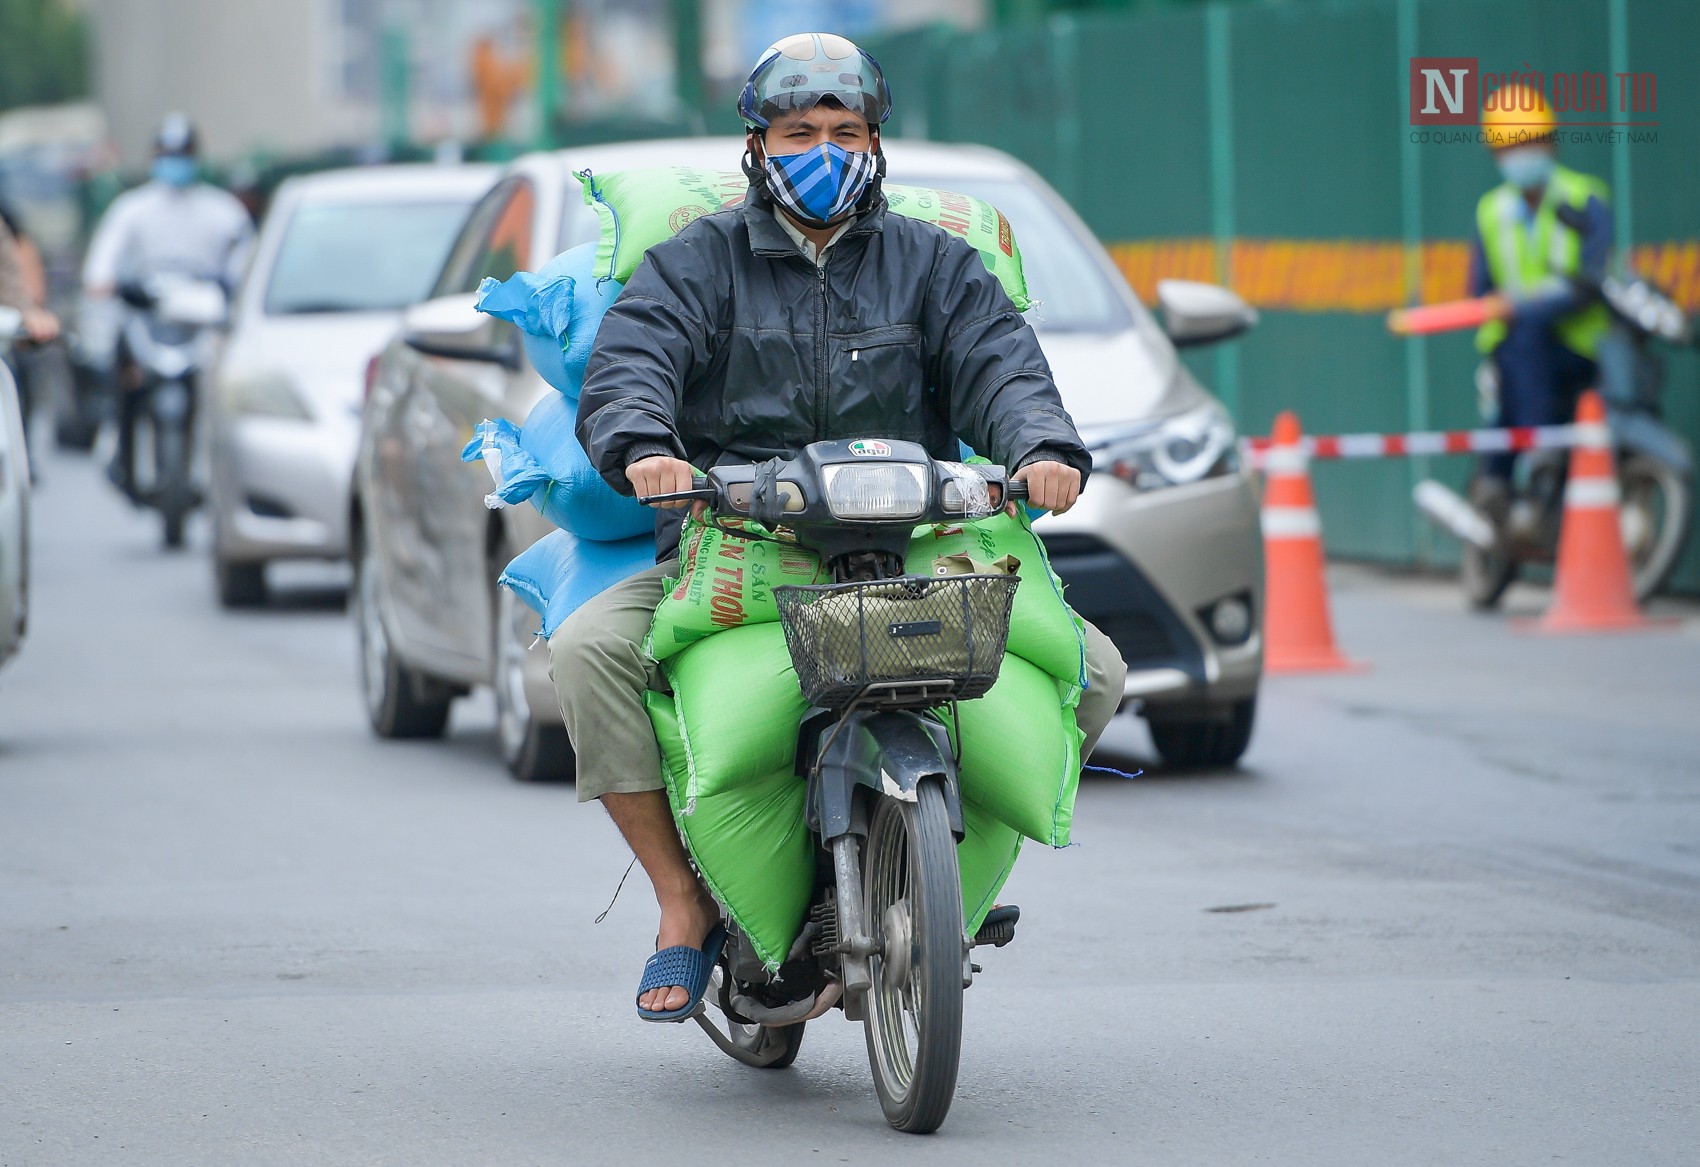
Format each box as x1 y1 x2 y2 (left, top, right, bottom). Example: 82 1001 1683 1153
805 709 964 842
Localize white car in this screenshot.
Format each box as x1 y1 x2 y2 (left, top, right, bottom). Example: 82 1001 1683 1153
0 308 30 672
206 163 495 605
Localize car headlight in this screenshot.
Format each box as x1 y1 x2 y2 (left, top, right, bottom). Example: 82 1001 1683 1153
220 370 312 420
821 462 929 520
1091 404 1239 490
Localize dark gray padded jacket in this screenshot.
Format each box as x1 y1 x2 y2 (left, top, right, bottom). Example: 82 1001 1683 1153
577 186 1089 558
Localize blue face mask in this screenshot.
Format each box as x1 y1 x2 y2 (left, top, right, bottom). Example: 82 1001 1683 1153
152 155 197 188
1496 147 1555 192
763 142 877 229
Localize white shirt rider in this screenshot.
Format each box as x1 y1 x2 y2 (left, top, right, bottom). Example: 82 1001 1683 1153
82 173 252 295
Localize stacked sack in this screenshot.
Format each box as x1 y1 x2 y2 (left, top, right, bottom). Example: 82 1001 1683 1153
646 505 1088 972
460 242 655 639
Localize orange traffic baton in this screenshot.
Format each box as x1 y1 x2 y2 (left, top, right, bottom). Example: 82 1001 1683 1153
1260 411 1364 672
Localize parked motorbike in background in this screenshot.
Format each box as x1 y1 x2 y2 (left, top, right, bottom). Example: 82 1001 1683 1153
1415 269 1694 608
115 275 226 549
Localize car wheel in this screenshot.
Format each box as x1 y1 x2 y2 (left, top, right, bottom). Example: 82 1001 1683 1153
493 554 574 782
1147 695 1257 770
355 529 451 739
215 558 267 608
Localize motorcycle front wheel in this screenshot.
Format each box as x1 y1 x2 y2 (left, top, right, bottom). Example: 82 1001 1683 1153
861 783 964 1134
1461 476 1518 610
154 416 190 550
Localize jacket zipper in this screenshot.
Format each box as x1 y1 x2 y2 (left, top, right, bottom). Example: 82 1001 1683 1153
813 263 829 439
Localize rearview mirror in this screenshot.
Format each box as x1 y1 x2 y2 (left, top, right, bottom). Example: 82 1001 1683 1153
401 293 518 368
1155 280 1259 348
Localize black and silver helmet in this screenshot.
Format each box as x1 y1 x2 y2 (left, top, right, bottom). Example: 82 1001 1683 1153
738 33 892 131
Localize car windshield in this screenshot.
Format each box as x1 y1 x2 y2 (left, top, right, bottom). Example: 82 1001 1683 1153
265 200 471 315
900 176 1131 333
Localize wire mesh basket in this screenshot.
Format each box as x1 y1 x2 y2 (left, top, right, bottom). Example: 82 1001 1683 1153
773 575 1019 709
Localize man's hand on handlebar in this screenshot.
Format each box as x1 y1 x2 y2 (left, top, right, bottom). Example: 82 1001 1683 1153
1010 459 1080 515
627 455 706 517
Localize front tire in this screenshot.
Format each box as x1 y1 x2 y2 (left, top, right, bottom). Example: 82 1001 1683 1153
862 783 964 1134
355 529 451 739
215 559 267 608
1459 475 1518 610
1147 695 1257 769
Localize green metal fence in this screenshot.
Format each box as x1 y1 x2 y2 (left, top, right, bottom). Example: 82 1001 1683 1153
864 0 1700 592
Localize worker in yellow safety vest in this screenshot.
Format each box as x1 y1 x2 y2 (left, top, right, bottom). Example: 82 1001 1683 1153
1470 83 1612 484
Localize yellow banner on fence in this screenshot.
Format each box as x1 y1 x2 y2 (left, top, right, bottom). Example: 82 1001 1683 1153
1107 239 1700 315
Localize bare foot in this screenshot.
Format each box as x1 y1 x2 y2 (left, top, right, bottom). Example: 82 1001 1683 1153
639 889 719 1014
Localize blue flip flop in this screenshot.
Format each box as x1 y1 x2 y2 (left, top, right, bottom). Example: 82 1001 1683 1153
635 923 728 1023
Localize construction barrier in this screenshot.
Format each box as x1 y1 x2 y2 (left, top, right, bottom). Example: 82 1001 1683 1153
1249 394 1667 659
1243 424 1577 466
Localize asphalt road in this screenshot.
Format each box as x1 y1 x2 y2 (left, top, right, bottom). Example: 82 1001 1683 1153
4 447 1699 1166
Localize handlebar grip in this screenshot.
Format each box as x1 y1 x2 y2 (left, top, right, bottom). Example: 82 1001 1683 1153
1003 479 1028 500
637 477 713 507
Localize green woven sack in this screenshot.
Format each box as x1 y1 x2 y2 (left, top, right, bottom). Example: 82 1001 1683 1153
647 624 814 971
648 622 1047 969
906 508 1087 687
579 167 1030 310
646 519 830 662
952 652 1085 848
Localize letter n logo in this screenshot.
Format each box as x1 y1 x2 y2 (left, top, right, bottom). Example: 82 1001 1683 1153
1409 57 1478 125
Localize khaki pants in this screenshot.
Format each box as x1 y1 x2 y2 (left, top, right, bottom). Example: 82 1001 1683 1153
549 563 1128 802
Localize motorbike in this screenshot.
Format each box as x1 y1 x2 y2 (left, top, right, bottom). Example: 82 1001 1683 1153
641 439 1032 1134
1414 271 1694 608
115 275 226 549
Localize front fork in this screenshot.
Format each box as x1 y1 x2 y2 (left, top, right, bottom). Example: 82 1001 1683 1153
801 708 968 1013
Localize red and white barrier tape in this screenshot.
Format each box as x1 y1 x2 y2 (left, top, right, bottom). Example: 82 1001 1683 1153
1242 423 1578 468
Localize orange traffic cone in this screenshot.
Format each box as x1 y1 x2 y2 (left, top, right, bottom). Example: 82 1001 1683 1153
1527 390 1665 633
1261 411 1363 673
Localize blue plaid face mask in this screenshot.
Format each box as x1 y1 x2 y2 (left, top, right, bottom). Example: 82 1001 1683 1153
763 142 876 229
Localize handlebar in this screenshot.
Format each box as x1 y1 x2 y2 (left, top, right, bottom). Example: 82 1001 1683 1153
638 474 1028 508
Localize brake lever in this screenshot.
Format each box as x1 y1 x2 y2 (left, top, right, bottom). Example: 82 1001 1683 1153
636 488 717 506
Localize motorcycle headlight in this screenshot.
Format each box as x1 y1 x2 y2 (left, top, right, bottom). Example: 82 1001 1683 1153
821 462 929 520
220 370 312 420
1092 404 1239 491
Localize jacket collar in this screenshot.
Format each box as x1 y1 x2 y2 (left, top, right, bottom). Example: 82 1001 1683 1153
742 185 888 258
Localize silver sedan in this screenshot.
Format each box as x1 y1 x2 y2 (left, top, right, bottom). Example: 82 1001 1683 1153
206 163 495 606
352 138 1265 782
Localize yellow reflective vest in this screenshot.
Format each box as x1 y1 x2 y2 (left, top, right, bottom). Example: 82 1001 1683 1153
1474 165 1611 358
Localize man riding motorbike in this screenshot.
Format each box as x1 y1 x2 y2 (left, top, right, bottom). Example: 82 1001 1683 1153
550 32 1128 1020
80 113 251 501
1469 84 1611 504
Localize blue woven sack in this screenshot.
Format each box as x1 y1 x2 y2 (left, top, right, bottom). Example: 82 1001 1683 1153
474 241 623 401
501 528 655 640
462 392 653 542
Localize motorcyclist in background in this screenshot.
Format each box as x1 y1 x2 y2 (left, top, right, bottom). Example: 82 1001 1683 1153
81 114 251 501
1469 84 1611 514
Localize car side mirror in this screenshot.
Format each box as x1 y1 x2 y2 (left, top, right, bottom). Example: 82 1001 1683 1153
1155 280 1259 348
401 293 519 368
